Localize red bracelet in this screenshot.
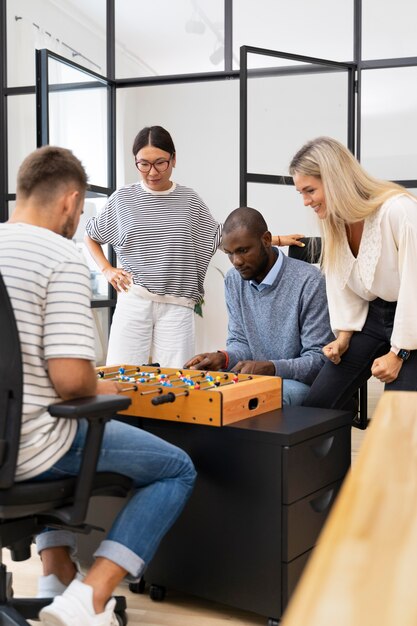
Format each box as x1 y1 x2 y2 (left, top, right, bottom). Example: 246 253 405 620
217 350 229 370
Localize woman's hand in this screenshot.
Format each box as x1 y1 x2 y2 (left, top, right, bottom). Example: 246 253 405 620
371 352 403 384
102 267 133 293
272 234 305 247
322 331 353 364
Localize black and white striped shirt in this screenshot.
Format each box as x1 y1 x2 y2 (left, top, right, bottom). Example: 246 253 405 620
0 223 96 481
86 181 222 304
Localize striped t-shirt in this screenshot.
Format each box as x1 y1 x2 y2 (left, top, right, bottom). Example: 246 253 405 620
0 223 96 481
85 181 222 304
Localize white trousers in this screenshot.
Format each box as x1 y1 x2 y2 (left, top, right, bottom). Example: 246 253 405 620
106 290 195 368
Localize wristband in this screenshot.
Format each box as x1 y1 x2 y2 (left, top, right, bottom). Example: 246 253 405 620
217 350 229 370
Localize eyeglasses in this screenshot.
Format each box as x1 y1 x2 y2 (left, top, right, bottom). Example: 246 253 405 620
135 157 172 173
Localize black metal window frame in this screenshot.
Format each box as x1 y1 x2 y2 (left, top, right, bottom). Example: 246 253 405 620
239 45 356 205
35 48 117 309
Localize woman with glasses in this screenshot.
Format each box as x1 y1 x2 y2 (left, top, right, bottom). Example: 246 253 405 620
85 125 303 368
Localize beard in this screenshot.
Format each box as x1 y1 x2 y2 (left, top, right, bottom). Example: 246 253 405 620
250 245 270 281
61 214 77 240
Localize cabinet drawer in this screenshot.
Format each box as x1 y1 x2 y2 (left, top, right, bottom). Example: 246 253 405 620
281 549 313 611
282 425 350 503
282 479 342 562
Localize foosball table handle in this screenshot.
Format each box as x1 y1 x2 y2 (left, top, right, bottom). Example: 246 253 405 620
151 392 176 406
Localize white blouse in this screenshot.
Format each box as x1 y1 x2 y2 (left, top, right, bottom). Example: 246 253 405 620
326 193 417 350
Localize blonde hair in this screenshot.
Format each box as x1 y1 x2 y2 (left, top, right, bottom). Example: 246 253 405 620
289 136 412 272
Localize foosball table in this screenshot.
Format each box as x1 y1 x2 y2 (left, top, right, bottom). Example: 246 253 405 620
97 364 282 426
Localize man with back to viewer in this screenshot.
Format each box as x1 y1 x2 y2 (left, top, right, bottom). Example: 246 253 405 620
0 145 196 626
185 206 334 405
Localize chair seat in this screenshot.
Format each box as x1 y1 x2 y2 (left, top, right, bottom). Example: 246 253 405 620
0 472 132 519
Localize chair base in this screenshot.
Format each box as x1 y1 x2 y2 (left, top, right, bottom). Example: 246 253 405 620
0 604 32 626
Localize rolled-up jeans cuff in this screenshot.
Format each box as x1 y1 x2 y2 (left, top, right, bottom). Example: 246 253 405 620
36 530 77 559
94 539 145 581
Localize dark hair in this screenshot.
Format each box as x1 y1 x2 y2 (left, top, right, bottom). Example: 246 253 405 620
16 146 88 201
223 207 269 238
132 126 176 157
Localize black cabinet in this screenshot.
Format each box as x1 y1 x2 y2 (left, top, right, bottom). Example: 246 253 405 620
142 406 351 621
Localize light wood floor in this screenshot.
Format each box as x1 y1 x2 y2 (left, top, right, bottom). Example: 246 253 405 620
2 381 383 626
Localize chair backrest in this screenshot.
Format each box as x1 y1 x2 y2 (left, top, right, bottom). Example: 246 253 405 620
0 272 23 488
288 236 322 265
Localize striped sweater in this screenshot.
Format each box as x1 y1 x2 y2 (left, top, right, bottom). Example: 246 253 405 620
0 223 95 481
86 181 222 304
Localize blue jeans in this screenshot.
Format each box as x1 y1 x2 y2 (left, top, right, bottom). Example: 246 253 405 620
303 298 417 410
282 379 311 405
32 419 196 579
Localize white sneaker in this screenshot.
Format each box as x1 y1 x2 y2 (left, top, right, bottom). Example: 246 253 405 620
37 571 84 598
39 579 118 626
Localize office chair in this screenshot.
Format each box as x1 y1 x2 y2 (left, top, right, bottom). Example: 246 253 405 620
288 238 368 430
0 271 133 626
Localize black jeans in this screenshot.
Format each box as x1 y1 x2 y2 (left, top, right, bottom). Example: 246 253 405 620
303 298 417 410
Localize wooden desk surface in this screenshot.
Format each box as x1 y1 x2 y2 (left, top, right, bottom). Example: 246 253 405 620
281 391 417 626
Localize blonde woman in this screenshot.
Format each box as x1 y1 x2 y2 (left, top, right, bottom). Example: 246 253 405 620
289 136 417 409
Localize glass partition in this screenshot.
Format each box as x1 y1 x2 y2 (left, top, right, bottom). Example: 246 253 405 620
115 79 239 219
7 0 106 88
360 67 417 181
234 0 353 67
46 56 110 188
247 182 320 238
92 307 110 366
246 66 350 176
362 0 417 60
240 46 355 211
73 196 112 302
36 49 115 306
7 94 36 192
115 0 224 78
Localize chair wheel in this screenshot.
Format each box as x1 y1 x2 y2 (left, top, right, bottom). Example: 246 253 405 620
128 578 145 594
115 611 128 626
149 584 166 601
267 619 279 626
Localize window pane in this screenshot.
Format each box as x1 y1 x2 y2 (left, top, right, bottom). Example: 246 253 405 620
115 80 238 219
234 0 353 68
247 183 320 240
115 0 224 78
362 0 417 59
47 57 109 187
74 196 111 301
7 94 37 193
247 58 350 175
92 307 110 366
360 67 417 181
7 0 106 88
7 201 16 219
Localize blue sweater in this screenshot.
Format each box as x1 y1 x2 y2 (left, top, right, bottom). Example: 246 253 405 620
224 254 334 385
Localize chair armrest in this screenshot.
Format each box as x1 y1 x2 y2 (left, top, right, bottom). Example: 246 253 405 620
46 394 132 526
48 394 131 419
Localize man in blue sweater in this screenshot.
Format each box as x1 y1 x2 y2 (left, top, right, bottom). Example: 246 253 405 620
184 207 333 405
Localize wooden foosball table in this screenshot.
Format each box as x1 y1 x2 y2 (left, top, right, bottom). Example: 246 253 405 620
97 364 282 426
81 364 351 625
